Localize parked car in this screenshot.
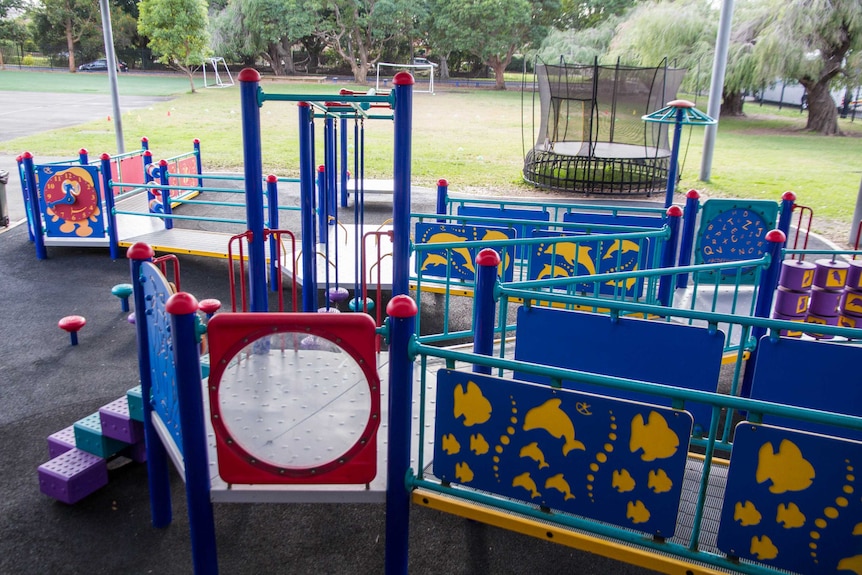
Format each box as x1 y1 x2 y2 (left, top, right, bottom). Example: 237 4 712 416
412 57 437 68
78 58 128 72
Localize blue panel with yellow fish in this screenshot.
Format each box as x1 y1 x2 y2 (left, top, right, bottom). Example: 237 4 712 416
415 223 516 282
716 423 862 574
433 369 693 537
527 231 648 298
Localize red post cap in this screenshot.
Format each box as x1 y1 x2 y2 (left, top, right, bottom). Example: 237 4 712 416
686 189 700 199
666 205 683 217
437 179 448 187
238 68 261 82
476 248 501 267
766 229 787 243
127 242 155 260
387 295 418 318
782 191 797 202
198 298 222 315
166 292 200 315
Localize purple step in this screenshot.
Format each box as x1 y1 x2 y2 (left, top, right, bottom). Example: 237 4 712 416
125 440 147 463
47 426 77 459
73 413 128 458
38 448 108 504
99 397 143 444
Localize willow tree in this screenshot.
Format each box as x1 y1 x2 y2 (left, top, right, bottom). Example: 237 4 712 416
138 0 209 92
755 0 862 135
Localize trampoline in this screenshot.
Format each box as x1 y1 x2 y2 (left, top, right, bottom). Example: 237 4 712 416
524 59 686 196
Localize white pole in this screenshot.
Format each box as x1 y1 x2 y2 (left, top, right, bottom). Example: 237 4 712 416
99 0 125 154
699 0 734 182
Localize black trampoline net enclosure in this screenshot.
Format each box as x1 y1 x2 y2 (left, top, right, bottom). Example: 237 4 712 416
524 59 686 196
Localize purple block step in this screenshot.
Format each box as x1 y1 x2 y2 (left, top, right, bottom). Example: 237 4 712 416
125 440 147 463
47 426 77 459
99 397 143 444
73 413 128 458
38 448 108 504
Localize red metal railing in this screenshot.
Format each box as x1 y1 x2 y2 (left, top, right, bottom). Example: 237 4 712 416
227 229 297 312
790 202 814 260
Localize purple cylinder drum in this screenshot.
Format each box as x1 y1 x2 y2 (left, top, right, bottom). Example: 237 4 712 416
773 286 810 317
772 312 804 338
813 259 850 290
846 260 862 291
808 286 841 317
778 259 815 291
840 289 862 317
804 311 839 340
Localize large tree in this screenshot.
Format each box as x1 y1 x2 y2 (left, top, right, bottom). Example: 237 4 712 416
432 0 560 90
35 0 101 71
0 0 24 68
138 0 210 92
558 0 639 30
211 0 315 75
313 0 420 84
755 0 862 135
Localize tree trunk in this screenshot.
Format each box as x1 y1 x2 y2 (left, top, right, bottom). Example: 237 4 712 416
489 57 506 90
439 54 449 81
804 81 840 135
185 67 196 93
282 39 295 75
66 18 76 71
720 90 745 116
266 44 286 76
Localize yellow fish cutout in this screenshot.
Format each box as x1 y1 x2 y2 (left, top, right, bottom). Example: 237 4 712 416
837 554 862 575
523 399 585 456
543 242 596 276
420 253 450 272
647 469 673 494
603 239 639 260
512 471 541 499
480 230 511 273
545 473 575 500
755 439 815 494
453 380 492 427
441 434 461 455
425 232 475 273
854 522 862 535
470 433 490 455
776 502 806 529
455 461 474 483
626 500 651 524
612 469 636 492
734 500 762 527
749 535 778 561
519 442 549 469
629 411 680 462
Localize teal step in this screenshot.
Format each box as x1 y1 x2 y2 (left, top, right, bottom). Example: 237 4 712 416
126 386 144 422
73 413 128 458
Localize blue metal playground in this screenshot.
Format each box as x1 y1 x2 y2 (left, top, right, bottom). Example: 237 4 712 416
28 69 862 575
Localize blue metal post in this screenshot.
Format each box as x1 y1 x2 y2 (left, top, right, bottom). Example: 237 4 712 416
266 174 279 291
141 136 149 151
299 102 318 312
384 295 417 575
158 159 173 230
658 205 682 306
664 107 685 208
238 68 268 313
21 152 46 260
676 189 700 288
391 72 414 297
167 292 219 575
740 229 787 398
340 116 349 207
193 138 203 186
777 191 795 239
325 116 337 228
317 165 327 244
15 155 35 242
436 179 448 223
127 243 172 529
78 148 89 165
473 248 500 374
100 154 120 260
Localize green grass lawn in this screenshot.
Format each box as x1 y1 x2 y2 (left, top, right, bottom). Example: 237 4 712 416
2 69 861 242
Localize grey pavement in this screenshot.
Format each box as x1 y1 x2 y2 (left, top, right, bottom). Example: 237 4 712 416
0 91 170 227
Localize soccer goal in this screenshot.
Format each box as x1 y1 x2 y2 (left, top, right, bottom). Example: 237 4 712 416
375 61 436 94
203 57 235 88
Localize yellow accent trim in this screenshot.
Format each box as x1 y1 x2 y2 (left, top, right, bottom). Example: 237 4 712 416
413 488 732 575
721 350 749 365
